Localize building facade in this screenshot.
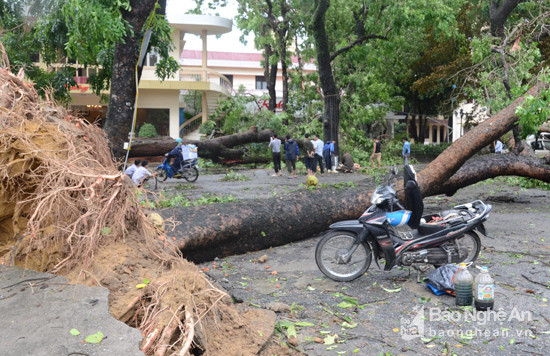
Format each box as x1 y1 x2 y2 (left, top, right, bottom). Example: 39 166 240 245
54 13 314 143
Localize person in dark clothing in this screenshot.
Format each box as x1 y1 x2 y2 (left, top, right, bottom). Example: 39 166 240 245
303 133 315 176
341 151 354 172
284 134 299 178
370 137 382 168
165 138 184 175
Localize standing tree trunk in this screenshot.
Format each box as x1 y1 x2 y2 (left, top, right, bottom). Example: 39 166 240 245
261 23 278 111
311 0 341 150
277 0 290 111
104 0 158 159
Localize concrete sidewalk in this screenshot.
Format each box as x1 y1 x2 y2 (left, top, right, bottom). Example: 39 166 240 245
0 266 143 356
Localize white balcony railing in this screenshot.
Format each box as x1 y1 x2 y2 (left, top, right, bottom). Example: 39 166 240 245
179 68 233 95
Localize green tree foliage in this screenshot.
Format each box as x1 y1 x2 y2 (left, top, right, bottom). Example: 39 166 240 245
1 0 178 101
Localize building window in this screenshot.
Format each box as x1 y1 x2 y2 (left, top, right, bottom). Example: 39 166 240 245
136 108 170 136
255 76 267 90
146 50 160 66
221 74 233 86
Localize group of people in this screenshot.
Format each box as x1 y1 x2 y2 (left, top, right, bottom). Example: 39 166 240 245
269 133 337 179
125 159 157 186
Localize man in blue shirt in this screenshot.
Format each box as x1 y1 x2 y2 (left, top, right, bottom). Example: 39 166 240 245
323 140 335 172
402 137 411 164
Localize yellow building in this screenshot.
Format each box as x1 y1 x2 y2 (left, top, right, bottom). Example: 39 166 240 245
56 14 315 141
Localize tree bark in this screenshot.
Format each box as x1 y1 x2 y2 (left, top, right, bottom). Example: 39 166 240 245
311 0 341 151
104 0 158 159
164 186 373 263
490 0 523 37
158 82 549 263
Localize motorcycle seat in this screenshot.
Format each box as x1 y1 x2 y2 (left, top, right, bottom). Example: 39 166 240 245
417 222 447 235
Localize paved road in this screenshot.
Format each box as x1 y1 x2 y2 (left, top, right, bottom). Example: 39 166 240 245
0 266 143 356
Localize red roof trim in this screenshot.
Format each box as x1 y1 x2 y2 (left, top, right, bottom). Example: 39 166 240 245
181 50 307 64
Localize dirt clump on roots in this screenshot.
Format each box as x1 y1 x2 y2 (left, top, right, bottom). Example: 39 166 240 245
0 64 293 355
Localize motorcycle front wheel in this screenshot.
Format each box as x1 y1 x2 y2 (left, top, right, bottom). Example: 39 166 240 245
315 231 372 282
182 166 199 182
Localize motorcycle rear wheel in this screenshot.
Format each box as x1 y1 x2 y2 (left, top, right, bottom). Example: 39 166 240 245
182 166 199 182
315 231 372 282
455 231 481 263
434 231 481 268
156 168 168 182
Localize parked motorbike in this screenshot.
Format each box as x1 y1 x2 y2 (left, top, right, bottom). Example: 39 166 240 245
315 164 492 282
156 158 199 182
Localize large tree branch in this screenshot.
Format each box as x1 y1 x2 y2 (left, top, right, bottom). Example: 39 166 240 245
415 81 547 197
329 34 388 62
490 0 525 37
436 154 550 196
129 128 275 161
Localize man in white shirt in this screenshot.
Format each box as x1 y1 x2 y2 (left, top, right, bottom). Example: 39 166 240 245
132 160 157 187
125 159 141 178
312 134 325 176
494 140 503 154
269 134 282 176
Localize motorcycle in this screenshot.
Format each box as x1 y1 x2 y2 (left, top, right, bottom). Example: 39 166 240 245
315 164 492 282
156 157 199 182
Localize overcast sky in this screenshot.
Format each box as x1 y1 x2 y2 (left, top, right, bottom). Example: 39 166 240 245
166 0 258 53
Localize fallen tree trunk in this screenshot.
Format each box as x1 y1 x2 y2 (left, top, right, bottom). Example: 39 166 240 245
129 128 275 163
165 152 550 263
161 184 374 263
159 82 550 262
415 81 547 197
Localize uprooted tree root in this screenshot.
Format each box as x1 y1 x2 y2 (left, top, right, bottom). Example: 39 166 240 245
0 65 292 355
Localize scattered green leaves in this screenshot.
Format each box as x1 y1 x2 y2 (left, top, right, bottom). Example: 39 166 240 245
85 331 104 344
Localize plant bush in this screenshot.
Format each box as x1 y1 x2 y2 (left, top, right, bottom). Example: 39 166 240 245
138 123 158 138
383 141 452 162
199 120 217 135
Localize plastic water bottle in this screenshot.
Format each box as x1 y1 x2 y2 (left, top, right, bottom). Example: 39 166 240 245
454 263 473 306
474 266 495 311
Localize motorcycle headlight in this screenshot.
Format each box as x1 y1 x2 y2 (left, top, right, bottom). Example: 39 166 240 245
374 197 385 205
371 192 384 205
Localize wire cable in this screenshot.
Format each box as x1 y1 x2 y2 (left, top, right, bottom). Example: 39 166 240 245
123 0 159 172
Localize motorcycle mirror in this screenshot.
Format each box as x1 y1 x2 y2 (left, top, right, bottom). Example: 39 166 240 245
391 164 398 175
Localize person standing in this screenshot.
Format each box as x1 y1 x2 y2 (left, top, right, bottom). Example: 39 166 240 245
269 134 282 176
370 137 382 168
402 137 411 164
284 134 299 178
494 139 503 154
303 134 315 176
312 134 325 176
323 139 335 173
